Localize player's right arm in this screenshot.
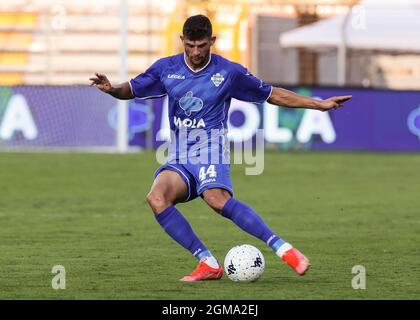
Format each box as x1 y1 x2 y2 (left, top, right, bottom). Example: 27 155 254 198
89 73 134 100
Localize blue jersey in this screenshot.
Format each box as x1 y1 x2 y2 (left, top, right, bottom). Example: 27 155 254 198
130 53 272 162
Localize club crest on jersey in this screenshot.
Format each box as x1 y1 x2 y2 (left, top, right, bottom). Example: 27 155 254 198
211 73 224 87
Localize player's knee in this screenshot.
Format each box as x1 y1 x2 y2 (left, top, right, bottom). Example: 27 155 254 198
146 191 171 215
206 197 228 213
203 189 231 214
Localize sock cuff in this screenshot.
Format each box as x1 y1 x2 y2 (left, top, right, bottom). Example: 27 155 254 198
155 205 177 224
267 235 281 247
196 249 212 260
276 242 293 257
221 197 237 218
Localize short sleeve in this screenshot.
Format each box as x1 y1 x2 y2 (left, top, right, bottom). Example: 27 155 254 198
230 65 272 104
129 59 167 99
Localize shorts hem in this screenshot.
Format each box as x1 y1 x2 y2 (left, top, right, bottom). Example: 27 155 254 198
197 183 234 197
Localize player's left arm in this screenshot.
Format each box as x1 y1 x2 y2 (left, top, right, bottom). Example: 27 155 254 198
268 87 352 112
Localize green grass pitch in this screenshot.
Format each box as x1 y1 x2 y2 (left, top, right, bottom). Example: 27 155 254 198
0 151 419 299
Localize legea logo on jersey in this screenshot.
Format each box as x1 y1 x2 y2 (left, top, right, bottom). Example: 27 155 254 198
211 73 224 87
168 74 185 80
179 91 203 116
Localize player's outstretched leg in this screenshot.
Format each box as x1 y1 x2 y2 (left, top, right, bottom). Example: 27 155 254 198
154 205 223 281
203 189 310 275
147 170 223 281
221 197 310 275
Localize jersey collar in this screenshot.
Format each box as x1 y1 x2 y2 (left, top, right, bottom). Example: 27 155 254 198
183 52 212 73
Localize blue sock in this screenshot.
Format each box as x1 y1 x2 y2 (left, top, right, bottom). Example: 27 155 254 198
155 205 211 260
221 198 286 252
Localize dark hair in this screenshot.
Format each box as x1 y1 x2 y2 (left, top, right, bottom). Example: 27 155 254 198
182 14 212 40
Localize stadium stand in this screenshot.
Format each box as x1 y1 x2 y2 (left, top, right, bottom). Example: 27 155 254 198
0 0 165 85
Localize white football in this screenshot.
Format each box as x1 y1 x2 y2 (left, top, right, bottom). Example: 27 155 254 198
224 244 265 282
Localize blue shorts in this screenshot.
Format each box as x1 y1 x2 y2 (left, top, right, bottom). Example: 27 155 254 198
154 162 234 202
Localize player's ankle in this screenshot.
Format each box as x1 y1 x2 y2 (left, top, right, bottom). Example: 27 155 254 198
275 242 293 258
200 256 220 269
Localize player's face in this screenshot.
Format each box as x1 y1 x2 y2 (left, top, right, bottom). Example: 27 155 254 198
181 36 216 69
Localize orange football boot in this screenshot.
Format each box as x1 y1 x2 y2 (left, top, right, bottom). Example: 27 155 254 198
180 259 224 282
282 248 311 275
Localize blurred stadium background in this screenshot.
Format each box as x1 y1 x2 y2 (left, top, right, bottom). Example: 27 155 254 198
0 0 419 300
1 0 420 152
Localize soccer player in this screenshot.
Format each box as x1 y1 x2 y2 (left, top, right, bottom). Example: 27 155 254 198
90 15 351 282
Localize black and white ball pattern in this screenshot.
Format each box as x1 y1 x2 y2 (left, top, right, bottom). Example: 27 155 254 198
224 244 265 282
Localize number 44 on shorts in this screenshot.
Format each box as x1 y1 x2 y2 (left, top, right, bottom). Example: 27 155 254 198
199 165 217 181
